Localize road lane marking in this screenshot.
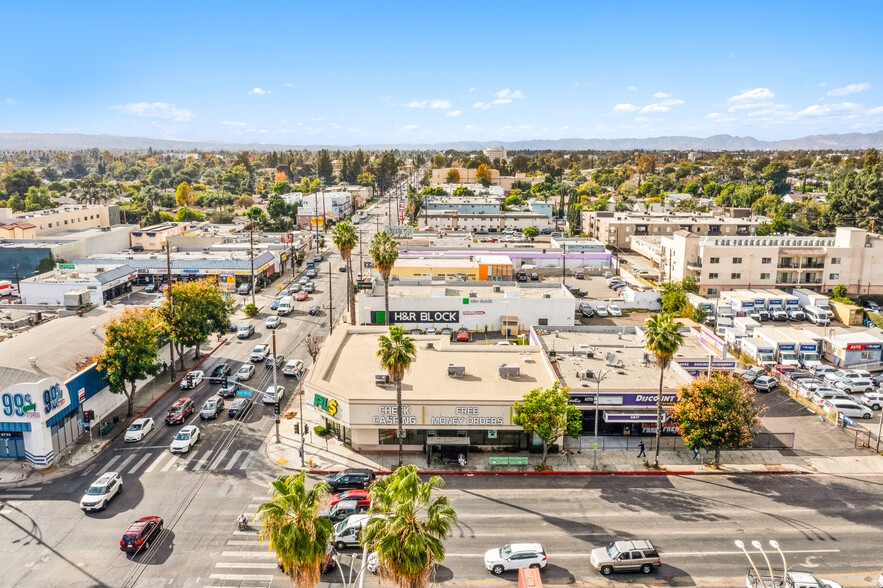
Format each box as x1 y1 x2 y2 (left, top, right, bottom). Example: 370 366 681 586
128 454 152 474
144 453 170 473
208 574 273 581
96 455 121 476
661 549 841 557
192 450 214 471
223 450 245 470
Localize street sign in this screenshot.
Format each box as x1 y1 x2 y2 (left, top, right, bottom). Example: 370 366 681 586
306 262 315 269
236 390 252 396
841 414 855 425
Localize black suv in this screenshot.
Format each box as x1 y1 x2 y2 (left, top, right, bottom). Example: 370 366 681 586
209 363 231 384
323 468 375 492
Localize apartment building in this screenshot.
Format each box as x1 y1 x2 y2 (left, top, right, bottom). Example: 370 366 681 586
419 211 553 232
484 146 507 161
0 204 120 236
430 167 502 186
424 196 502 215
664 227 883 297
582 210 766 251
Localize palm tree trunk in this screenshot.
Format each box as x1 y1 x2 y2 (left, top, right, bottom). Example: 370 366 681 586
396 380 403 468
346 257 355 326
654 365 664 468
384 278 390 325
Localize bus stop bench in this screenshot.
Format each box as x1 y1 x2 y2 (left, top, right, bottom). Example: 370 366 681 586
509 457 529 466
488 456 529 466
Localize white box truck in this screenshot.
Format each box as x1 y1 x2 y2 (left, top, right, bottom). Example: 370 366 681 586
720 291 755 317
737 289 769 321
754 327 800 366
789 329 823 370
734 315 761 335
760 289 791 321
740 338 777 368
792 288 831 311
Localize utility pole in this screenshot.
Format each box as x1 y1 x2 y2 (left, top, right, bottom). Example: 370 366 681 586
328 255 333 334
12 264 21 300
272 329 280 443
249 221 256 307
299 377 305 467
165 243 177 382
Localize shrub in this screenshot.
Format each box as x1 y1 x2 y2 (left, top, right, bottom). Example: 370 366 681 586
243 303 259 317
314 425 328 437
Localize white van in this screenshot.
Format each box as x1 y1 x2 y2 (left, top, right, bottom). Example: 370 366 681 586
822 398 874 420
277 296 293 316
804 305 831 326
262 385 285 404
332 514 387 550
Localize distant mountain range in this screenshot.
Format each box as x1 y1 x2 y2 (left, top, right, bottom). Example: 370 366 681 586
1 130 882 152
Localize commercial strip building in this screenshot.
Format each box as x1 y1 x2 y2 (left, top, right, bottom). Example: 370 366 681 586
417 210 554 233
423 196 502 216
582 210 767 251
663 227 883 296
357 283 576 334
290 192 355 227
0 204 121 236
19 265 137 306
303 326 557 453
0 307 124 464
429 169 546 192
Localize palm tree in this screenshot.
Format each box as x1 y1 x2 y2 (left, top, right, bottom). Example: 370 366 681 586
255 471 333 588
332 220 358 325
369 230 399 325
377 326 417 467
363 465 457 588
643 312 684 468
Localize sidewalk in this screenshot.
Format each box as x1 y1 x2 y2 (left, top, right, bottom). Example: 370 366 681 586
266 392 883 477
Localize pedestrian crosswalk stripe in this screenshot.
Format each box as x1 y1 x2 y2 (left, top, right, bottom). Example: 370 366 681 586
215 562 277 569
161 453 179 472
224 450 244 470
208 574 273 581
208 449 228 471
221 551 274 559
239 449 257 470
96 455 121 476
144 452 168 473
129 454 151 474
193 450 214 471
116 454 138 473
0 494 32 500
176 449 199 470
224 540 262 546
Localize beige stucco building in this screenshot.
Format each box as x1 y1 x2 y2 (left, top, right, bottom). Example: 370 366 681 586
0 205 120 236
129 222 190 251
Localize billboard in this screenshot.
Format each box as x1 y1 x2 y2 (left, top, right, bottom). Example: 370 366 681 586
699 327 727 359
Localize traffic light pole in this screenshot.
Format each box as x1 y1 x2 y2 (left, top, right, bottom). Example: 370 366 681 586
272 330 280 444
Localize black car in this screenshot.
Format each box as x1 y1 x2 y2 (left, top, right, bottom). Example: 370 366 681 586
228 397 252 419
144 282 158 293
862 300 881 313
209 363 231 384
323 468 376 492
339 265 347 272
580 304 595 318
309 305 320 316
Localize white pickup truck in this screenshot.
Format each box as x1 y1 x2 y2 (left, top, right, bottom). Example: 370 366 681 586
746 569 842 588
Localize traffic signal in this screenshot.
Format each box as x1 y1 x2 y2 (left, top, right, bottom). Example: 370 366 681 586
274 402 280 415
83 410 95 422
221 376 227 387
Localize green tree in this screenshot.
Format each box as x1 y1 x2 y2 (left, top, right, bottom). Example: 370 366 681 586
660 282 689 314
374 151 399 197
643 313 684 467
95 307 163 417
35 254 55 274
822 161 883 231
24 185 55 211
158 279 234 370
246 206 266 227
452 186 474 197
670 373 759 466
831 284 850 302
175 181 196 207
2 168 41 197
315 149 333 183
267 194 290 220
255 471 334 588
523 226 539 240
762 162 790 196
174 207 204 222
376 326 417 467
369 230 399 324
6 194 25 212
332 220 358 325
272 180 292 195
512 381 581 466
363 465 458 587
446 168 461 183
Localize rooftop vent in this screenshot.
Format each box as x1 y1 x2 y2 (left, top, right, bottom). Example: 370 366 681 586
499 364 520 379
469 291 477 298
447 364 466 378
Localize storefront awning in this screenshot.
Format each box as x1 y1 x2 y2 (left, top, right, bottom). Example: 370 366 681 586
426 436 470 446
603 412 659 423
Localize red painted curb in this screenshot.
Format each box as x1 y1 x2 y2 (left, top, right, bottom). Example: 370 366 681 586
301 468 806 476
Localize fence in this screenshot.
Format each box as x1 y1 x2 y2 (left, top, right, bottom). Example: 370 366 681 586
854 427 883 452
568 432 794 452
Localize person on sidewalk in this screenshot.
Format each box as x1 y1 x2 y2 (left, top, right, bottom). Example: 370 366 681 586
637 441 646 458
692 447 700 460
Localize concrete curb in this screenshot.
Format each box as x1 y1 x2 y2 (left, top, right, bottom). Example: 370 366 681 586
301 469 804 476
0 338 228 489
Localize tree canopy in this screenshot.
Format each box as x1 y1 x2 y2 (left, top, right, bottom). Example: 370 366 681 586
512 381 582 466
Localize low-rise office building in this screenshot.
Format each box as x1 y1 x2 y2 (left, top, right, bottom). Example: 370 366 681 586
419 211 554 232
821 329 883 369
130 222 193 251
20 265 137 306
424 196 502 215
0 204 121 236
397 244 614 272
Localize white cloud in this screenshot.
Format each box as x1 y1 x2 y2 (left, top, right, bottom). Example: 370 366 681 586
112 102 194 121
706 112 724 119
221 121 246 126
284 83 293 87
653 92 671 99
867 106 883 115
729 101 772 112
5 98 19 105
627 86 637 91
797 102 862 117
727 88 775 102
429 99 451 109
248 87 269 95
468 87 476 92
493 98 512 105
613 103 639 113
405 100 428 108
494 88 524 100
819 82 827 87
633 117 650 122
827 83 871 97
445 110 462 117
401 125 418 131
473 102 491 110
640 104 670 113
660 98 684 106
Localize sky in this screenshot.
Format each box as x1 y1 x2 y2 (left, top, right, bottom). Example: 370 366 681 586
1 1 882 145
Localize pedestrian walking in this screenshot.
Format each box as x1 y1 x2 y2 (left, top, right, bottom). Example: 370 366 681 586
637 441 646 458
692 447 700 460
162 361 168 373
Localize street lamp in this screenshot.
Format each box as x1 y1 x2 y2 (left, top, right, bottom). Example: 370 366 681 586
332 519 370 588
592 369 611 470
735 540 769 588
768 540 787 580
751 540 776 587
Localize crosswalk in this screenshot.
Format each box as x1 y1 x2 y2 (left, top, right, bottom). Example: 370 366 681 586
88 446 259 479
206 496 277 587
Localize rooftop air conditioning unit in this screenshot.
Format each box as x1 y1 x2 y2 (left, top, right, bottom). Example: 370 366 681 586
493 285 501 293
499 364 520 379
469 291 477 298
375 372 391 386
447 364 465 378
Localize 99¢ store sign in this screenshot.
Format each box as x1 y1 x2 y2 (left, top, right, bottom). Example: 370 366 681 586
2 382 68 420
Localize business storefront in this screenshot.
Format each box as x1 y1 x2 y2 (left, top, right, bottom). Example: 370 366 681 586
569 392 681 436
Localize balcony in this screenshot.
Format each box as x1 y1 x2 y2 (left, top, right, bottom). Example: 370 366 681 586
687 259 703 270
801 277 822 284
801 261 825 268
776 274 797 284
777 261 798 269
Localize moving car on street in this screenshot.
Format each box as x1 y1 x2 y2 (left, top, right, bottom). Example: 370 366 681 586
120 516 164 554
208 363 230 383
250 344 271 362
200 395 224 419
236 324 255 339
169 425 200 453
265 316 281 329
590 539 660 576
235 364 256 381
80 472 123 512
165 398 194 425
180 370 204 390
328 489 371 507
296 291 308 301
125 418 154 442
228 397 252 419
282 359 304 377
484 543 547 575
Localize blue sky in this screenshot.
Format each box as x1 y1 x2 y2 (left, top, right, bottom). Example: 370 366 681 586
1 1 881 145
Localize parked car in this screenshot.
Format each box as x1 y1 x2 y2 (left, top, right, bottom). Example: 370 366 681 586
250 344 271 362
81 471 123 511
822 398 874 419
590 539 661 576
125 418 154 442
739 367 766 384
859 391 883 410
309 305 320 316
296 291 309 301
120 516 164 554
594 304 608 318
144 283 157 293
179 370 204 390
339 265 347 272
306 269 318 278
835 378 876 394
282 359 304 377
299 277 309 286
208 363 231 383
441 328 453 336
812 389 853 405
228 397 252 419
328 489 371 507
170 425 200 453
319 500 369 523
235 364 256 381
607 304 623 317
484 543 547 575
323 468 376 492
579 304 595 318
862 300 881 313
753 376 778 392
200 395 224 419
304 282 315 293
456 328 470 342
165 398 194 425
290 284 301 293
810 365 838 376
265 316 281 329
237 324 255 339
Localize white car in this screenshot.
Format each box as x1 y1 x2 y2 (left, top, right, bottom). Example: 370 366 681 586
607 304 622 317
125 417 155 442
262 385 285 404
810 365 838 376
235 364 256 381
265 316 281 329
822 398 874 419
250 344 271 362
80 471 123 511
835 378 876 394
484 543 547 575
859 391 883 410
180 370 204 390
170 425 200 453
282 359 304 377
595 305 609 317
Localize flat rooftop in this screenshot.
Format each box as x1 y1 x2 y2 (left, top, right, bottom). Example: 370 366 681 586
536 327 702 392
308 326 555 402
383 284 574 300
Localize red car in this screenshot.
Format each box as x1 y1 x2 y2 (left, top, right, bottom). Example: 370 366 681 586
166 397 194 425
120 516 164 553
328 489 371 507
772 365 803 376
295 291 308 301
456 328 470 342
